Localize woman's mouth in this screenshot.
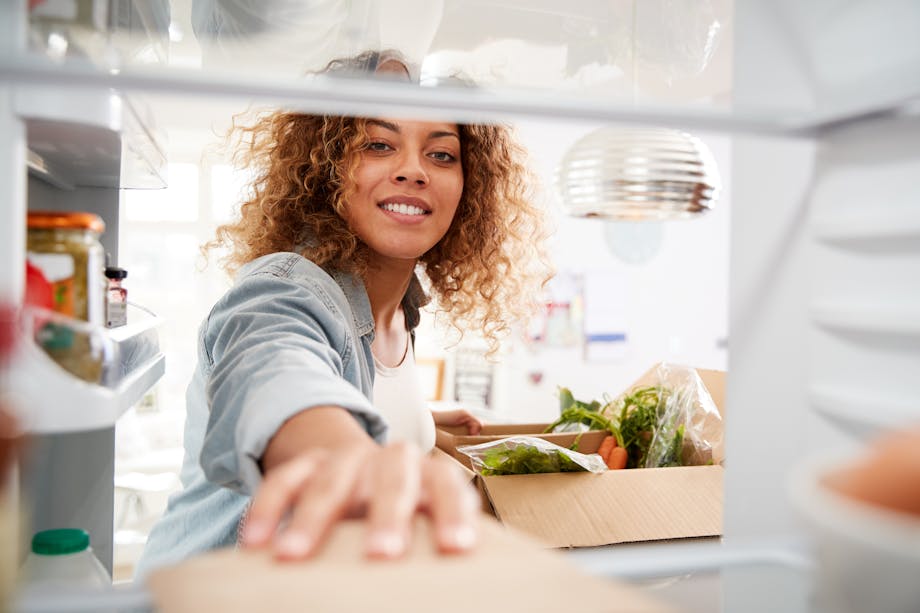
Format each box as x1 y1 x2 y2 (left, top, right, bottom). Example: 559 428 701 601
379 202 430 216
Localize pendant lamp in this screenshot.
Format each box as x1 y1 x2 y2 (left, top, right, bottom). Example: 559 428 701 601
555 126 721 220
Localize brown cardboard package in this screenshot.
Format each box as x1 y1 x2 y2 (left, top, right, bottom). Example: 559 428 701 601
444 365 726 548
147 516 674 613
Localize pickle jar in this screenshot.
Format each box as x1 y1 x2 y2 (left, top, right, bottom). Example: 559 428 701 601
26 212 107 384
27 211 106 326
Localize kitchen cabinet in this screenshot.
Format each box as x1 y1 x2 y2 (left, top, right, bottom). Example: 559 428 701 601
1 1 918 611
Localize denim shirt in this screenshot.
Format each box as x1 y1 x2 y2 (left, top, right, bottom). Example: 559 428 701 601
136 252 421 577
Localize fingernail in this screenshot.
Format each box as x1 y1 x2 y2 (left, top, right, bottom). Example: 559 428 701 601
367 530 405 558
243 520 270 545
276 531 312 557
442 525 476 551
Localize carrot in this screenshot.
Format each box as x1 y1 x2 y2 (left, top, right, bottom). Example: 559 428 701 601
606 446 629 470
596 435 617 463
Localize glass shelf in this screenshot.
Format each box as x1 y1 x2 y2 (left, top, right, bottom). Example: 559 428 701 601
17 83 167 190
567 537 814 613
5 0 919 136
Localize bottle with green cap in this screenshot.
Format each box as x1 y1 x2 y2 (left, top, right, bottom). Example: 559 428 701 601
20 528 110 590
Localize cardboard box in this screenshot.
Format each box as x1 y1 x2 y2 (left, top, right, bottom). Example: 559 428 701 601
458 365 726 548
148 517 675 613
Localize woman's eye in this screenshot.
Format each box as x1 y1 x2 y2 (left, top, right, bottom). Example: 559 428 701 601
429 151 456 163
367 141 392 152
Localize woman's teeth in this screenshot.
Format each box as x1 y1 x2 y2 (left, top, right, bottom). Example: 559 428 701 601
381 203 426 216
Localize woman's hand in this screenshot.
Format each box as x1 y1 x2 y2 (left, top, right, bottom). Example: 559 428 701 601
242 407 479 561
432 408 483 435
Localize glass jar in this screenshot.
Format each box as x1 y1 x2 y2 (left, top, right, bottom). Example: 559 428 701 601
27 211 106 326
26 212 107 383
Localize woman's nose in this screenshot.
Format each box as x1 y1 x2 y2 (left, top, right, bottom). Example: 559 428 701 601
392 154 428 186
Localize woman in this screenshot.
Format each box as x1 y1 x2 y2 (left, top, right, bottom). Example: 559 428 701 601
137 51 550 575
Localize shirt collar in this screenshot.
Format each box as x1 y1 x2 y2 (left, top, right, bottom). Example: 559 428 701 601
329 269 424 338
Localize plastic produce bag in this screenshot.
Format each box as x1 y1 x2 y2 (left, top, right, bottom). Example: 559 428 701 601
607 363 723 469
456 436 608 476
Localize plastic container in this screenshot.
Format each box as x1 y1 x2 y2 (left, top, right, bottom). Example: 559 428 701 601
790 454 920 613
19 529 110 591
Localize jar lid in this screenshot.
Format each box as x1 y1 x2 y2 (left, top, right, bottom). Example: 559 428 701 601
27 211 105 235
104 267 128 280
31 528 91 555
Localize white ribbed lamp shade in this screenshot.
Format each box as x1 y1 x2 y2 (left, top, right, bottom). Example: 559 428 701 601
555 127 721 220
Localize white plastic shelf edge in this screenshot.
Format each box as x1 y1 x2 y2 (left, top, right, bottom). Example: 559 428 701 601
9 345 165 434
809 385 919 441
813 210 920 243
811 303 920 336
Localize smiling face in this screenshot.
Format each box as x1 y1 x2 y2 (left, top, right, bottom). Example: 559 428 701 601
344 118 464 266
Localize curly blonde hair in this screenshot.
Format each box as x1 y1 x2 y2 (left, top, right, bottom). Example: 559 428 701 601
208 60 551 354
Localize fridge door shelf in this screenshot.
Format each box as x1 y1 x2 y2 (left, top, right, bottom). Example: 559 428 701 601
812 210 920 246
809 385 918 441
811 303 920 337
8 304 165 434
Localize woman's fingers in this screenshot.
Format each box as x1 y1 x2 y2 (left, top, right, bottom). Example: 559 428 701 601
274 448 367 560
433 408 484 434
241 452 324 547
245 443 480 562
422 454 479 553
364 442 422 559
464 413 483 435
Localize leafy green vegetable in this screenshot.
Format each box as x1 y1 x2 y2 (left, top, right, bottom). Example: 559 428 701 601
476 445 591 476
611 385 667 468
653 424 685 467
544 384 689 470
545 387 618 437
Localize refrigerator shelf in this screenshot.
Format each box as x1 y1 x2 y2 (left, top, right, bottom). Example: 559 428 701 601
3 52 919 139
811 302 920 336
809 385 919 441
812 210 920 245
8 303 165 434
15 80 166 190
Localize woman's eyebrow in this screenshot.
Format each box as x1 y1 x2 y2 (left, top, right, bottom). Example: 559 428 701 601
429 130 460 141
367 119 400 133
367 120 459 142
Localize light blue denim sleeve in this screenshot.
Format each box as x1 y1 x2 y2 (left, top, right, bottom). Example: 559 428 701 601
199 268 385 495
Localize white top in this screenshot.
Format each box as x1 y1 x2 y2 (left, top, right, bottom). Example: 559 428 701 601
372 340 435 452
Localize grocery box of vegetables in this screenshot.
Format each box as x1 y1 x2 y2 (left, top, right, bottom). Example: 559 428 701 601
456 363 726 548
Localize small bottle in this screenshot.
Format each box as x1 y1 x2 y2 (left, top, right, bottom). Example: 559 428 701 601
19 528 110 592
104 266 128 328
